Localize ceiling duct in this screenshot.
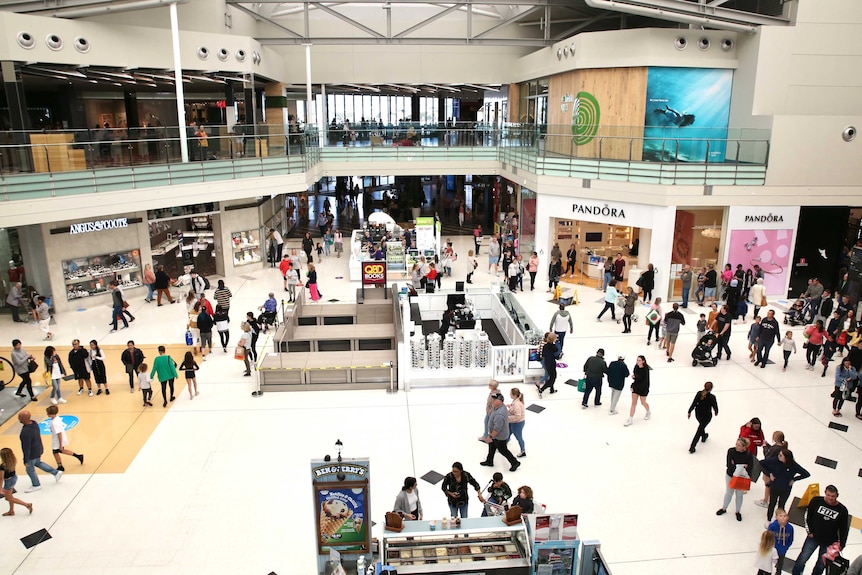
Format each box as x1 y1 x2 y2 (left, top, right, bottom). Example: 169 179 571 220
583 0 789 33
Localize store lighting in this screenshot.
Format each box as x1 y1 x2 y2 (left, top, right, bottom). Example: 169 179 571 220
701 227 721 239
334 439 343 462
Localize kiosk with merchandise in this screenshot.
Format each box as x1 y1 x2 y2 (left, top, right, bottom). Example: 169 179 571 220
349 220 409 281
63 250 142 300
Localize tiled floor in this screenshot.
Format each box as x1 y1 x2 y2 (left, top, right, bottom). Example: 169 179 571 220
0 234 860 575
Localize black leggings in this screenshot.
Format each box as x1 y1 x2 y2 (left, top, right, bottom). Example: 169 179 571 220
647 323 660 341
806 343 821 366
832 389 845 411
564 262 575 275
529 271 536 289
539 365 557 393
689 415 712 450
142 388 153 404
622 314 632 332
249 333 259 362
219 330 230 348
597 301 616 320
160 378 175 401
16 372 34 398
766 487 791 522
642 289 653 302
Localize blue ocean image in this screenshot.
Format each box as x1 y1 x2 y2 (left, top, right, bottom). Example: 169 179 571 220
643 67 733 163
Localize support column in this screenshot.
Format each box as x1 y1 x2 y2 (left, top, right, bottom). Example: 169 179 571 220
123 91 140 130
169 2 189 163
244 73 259 157
2 61 33 171
225 83 237 132
438 96 446 124
320 84 327 145
411 95 420 122
264 81 287 156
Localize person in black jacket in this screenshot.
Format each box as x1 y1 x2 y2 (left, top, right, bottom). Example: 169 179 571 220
716 437 753 521
441 462 482 519
197 306 214 359
302 232 314 264
537 333 559 398
755 309 782 368
639 264 656 304
109 281 128 332
759 449 810 522
154 264 175 305
687 381 719 453
18 410 61 489
791 485 849 575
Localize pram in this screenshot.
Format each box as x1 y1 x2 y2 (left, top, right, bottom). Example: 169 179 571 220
783 298 808 326
691 331 719 367
614 296 639 324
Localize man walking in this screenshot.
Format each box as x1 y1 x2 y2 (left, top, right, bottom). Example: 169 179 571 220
121 340 145 393
18 410 62 491
582 348 607 408
154 264 175 305
679 264 693 308
704 263 718 306
664 303 686 362
480 392 521 472
549 304 574 359
712 304 732 361
755 309 781 368
613 253 626 284
606 355 630 415
6 281 25 322
69 339 94 397
109 281 129 333
791 485 849 575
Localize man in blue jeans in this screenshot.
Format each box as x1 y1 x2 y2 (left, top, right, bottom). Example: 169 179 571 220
791 485 849 575
549 304 573 359
18 410 62 492
109 280 129 333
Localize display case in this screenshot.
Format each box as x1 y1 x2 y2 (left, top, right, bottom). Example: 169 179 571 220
231 229 262 266
385 240 406 272
381 517 531 574
62 250 142 300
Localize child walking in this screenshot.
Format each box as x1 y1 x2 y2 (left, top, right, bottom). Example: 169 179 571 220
779 331 796 371
754 530 778 575
179 351 200 399
467 250 478 284
46 405 84 471
1 447 33 516
137 363 153 407
766 508 794 574
748 316 762 362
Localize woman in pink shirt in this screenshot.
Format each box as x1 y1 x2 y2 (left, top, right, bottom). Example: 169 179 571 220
527 252 539 291
803 320 828 370
507 388 526 458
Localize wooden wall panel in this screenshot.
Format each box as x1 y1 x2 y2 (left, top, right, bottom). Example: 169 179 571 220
507 83 520 124
547 68 648 161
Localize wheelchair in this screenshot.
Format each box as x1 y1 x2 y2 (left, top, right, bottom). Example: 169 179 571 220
258 310 279 333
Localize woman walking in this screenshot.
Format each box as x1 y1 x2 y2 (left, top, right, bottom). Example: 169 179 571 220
646 297 663 345
832 356 858 417
88 340 109 395
150 346 178 408
238 322 253 376
639 264 655 304
547 258 562 293
186 300 201 356
0 448 33 516
393 477 423 520
537 333 559 398
333 228 344 258
758 449 810 522
143 263 156 303
214 306 230 352
528 252 539 291
687 382 719 453
44 346 67 405
36 296 53 340
564 244 577 278
749 278 767 318
179 351 200 399
11 339 37 401
302 231 314 263
625 356 651 426
622 287 637 334
507 387 526 458
716 437 754 521
441 462 482 518
306 263 321 301
245 312 260 363
597 280 619 321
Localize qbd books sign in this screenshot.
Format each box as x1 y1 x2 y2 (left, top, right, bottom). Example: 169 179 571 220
643 67 733 163
361 261 387 285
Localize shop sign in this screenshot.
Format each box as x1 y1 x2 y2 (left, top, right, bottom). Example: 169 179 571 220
313 463 368 478
572 203 625 219
361 262 387 285
69 217 129 234
744 213 784 223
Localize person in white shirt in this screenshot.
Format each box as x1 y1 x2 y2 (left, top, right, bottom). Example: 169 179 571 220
549 304 574 358
46 405 83 471
286 265 300 303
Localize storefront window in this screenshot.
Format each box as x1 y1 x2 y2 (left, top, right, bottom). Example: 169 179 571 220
519 187 536 257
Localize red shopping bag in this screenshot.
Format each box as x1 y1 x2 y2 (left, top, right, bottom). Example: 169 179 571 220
728 476 751 491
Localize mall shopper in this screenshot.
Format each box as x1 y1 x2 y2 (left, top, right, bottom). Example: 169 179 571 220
582 348 607 408
35 296 53 340
754 430 788 508
6 281 24 322
779 331 797 371
285 263 300 303
480 380 500 441
307 263 321 301
507 387 526 458
646 298 663 346
46 404 84 472
393 477 423 520
136 363 153 406
527 252 539 290
606 355 629 415
44 346 66 405
679 264 693 308
441 462 482 518
334 228 344 258
596 281 619 321
715 437 753 521
238 322 253 376
739 418 766 457
664 303 686 362
214 279 232 312
18 410 62 491
537 333 559 398
0 447 33 516
564 244 577 278
11 339 37 402
197 303 214 360
143 263 156 302
480 392 521 472
755 310 781 368
790 485 849 575
154 264 176 305
747 316 762 362
832 357 858 417
624 356 651 426
150 345 178 408
713 304 732 360
621 287 637 334
749 277 767 318
488 234 501 275
549 304 573 357
109 281 129 333
758 449 810 522
69 339 93 397
302 232 314 263
88 340 109 395
767 509 795 575
547 258 562 293
121 341 145 393
754 530 779 575
179 351 200 399
214 306 230 352
687 382 718 453
480 472 512 516
639 264 655 304
187 300 202 356
511 485 535 514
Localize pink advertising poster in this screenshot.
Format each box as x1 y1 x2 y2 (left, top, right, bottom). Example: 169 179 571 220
727 229 793 295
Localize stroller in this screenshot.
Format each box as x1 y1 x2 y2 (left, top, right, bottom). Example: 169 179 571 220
691 331 719 367
783 298 807 326
614 296 639 324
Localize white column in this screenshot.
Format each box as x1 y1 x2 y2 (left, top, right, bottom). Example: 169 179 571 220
304 43 313 126
320 83 327 145
169 1 188 163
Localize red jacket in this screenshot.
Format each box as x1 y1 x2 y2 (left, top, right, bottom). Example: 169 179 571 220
739 424 764 456
279 259 291 276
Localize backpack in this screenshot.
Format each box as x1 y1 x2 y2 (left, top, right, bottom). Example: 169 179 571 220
201 276 210 291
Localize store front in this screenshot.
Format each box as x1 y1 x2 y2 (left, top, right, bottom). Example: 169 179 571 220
668 207 725 299
148 203 219 281
722 206 800 298
535 194 676 299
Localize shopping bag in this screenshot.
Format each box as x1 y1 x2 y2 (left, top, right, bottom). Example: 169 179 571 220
645 309 660 325
234 346 246 361
577 378 586 392
184 330 194 346
729 464 751 491
798 483 820 507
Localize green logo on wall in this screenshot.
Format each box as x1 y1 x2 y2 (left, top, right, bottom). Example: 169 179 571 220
572 91 601 145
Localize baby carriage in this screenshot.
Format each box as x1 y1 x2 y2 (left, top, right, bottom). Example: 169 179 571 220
691 331 719 367
614 296 639 324
783 298 807 326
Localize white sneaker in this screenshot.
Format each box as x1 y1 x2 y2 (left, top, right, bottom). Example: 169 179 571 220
644 411 651 420
609 410 618 415
77 388 84 396
88 390 93 397
58 398 67 404
130 387 134 393
624 417 633 427
754 499 768 508
25 485 41 493
50 398 58 405
55 470 63 482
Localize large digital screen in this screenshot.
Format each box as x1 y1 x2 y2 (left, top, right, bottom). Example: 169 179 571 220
643 67 733 163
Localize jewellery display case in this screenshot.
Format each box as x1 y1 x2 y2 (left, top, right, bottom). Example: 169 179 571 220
62 250 142 300
380 517 530 574
232 229 262 266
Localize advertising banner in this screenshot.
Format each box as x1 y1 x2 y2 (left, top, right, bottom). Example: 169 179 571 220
361 261 387 285
315 483 368 552
643 67 733 163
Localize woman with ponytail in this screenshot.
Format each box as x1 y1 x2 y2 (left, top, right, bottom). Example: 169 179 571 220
687 381 719 453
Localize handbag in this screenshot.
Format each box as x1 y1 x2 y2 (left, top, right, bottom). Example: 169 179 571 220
27 359 39 373
760 296 767 307
185 330 194 346
836 331 847 346
645 309 660 325
234 346 246 360
122 300 130 309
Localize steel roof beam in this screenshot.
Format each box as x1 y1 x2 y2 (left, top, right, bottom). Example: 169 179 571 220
312 2 386 38
256 35 550 45
232 2 305 38
394 3 462 38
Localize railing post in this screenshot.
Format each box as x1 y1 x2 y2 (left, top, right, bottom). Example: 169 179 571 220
674 140 680 162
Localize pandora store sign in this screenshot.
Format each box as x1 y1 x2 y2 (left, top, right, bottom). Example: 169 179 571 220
572 203 626 219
